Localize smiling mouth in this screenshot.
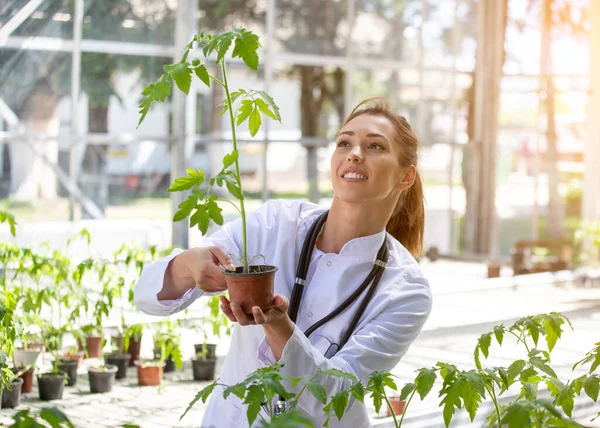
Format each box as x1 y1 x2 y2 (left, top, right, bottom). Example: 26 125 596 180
342 172 368 180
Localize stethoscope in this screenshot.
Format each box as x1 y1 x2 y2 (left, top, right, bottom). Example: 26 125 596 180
264 210 389 416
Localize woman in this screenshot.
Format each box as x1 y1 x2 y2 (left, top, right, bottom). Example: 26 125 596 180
134 97 432 427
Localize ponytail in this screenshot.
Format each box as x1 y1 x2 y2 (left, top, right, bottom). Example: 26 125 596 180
386 171 425 258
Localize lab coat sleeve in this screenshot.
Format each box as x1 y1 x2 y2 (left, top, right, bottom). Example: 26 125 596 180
134 200 281 317
275 275 432 421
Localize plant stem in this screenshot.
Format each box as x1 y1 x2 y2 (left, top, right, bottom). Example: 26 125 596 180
217 198 242 215
208 75 225 87
221 60 248 273
509 330 531 354
397 389 416 427
381 389 400 428
485 383 502 427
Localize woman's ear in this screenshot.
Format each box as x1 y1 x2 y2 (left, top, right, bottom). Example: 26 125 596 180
398 165 417 191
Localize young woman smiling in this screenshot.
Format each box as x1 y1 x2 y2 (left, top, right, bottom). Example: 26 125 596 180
135 97 432 427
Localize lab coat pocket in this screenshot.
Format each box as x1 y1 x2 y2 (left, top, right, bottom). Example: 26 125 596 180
310 333 335 357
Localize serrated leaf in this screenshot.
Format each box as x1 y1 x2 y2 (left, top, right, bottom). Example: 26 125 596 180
332 391 349 421
218 90 246 116
522 382 538 400
226 180 244 200
216 33 234 63
350 382 365 402
232 28 260 70
138 75 172 127
164 62 192 94
194 64 210 87
180 382 217 420
583 375 599 402
493 325 504 345
461 379 483 421
415 368 437 400
223 150 239 168
236 99 254 126
255 98 278 121
168 174 203 192
256 90 281 122
307 381 327 405
248 106 262 136
202 35 220 58
501 402 532 428
507 360 526 383
530 357 557 378
244 384 264 426
319 368 358 381
224 383 246 400
399 382 415 401
190 205 210 235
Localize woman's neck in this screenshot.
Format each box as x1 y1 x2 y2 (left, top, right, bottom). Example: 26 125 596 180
316 199 393 254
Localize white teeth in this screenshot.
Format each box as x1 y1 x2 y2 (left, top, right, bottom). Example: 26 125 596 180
343 172 367 180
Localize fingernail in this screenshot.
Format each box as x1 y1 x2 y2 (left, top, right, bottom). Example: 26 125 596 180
227 263 236 271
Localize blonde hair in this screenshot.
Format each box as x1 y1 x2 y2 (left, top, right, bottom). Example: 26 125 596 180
343 97 425 258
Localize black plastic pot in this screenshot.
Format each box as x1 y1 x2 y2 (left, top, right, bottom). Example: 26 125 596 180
58 359 79 386
194 343 216 360
192 358 217 381
2 378 24 409
104 354 130 379
38 374 66 401
88 365 117 393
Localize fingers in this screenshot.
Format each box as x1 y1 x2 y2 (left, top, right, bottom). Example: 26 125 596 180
219 296 237 322
273 294 289 313
208 246 236 271
230 301 255 326
252 306 267 324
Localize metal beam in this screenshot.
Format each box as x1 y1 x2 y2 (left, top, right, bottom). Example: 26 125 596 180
262 0 276 202
583 0 600 223
4 36 174 57
0 0 44 46
69 0 83 221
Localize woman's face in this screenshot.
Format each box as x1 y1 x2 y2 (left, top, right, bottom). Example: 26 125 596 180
330 113 415 205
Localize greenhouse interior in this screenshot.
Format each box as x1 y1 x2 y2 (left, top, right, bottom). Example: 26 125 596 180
1 0 600 427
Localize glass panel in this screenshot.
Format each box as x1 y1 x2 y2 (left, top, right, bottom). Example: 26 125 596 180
274 0 350 56
351 0 421 63
10 0 74 39
82 0 175 44
198 0 267 42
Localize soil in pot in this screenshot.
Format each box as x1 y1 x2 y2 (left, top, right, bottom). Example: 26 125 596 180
58 359 79 386
1 378 24 408
191 357 217 381
88 365 118 393
104 354 130 379
127 336 142 367
136 362 164 386
193 344 216 360
223 265 277 315
19 367 35 394
386 398 406 417
38 373 66 401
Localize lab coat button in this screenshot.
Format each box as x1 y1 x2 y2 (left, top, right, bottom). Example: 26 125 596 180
308 312 313 317
326 261 332 266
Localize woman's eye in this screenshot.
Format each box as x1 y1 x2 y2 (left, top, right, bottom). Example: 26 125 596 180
369 143 384 150
337 140 350 147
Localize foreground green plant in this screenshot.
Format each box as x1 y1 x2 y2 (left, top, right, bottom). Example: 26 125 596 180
138 28 281 273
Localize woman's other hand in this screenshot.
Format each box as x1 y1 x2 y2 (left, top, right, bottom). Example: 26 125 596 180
219 294 290 326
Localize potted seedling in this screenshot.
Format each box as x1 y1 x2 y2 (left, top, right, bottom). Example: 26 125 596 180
138 28 282 315
191 297 231 381
38 325 67 401
152 319 183 374
88 363 118 394
1 288 27 409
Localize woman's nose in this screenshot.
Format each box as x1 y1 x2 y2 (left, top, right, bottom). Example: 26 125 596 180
347 146 363 162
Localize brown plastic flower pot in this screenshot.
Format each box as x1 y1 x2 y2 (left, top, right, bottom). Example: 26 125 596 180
85 336 103 358
386 397 406 417
127 336 142 367
19 367 35 393
136 363 164 386
223 265 278 315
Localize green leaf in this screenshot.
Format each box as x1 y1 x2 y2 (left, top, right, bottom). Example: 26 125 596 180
138 75 172 127
216 33 235 63
168 174 203 192
493 325 504 345
507 359 526 384
583 375 600 402
331 391 349 421
236 99 254 126
307 381 327 404
226 180 244 200
530 356 557 378
218 89 247 116
202 35 220 58
501 402 532 428
399 382 415 401
190 204 210 234
194 64 210 87
223 150 239 168
173 196 197 222
180 382 217 420
248 107 262 136
244 384 264 426
290 377 303 387
318 368 358 381
263 409 315 428
224 383 246 400
164 62 192 94
522 382 538 400
255 98 278 121
255 90 281 122
232 28 260 70
40 407 74 428
350 382 365 403
415 368 437 400
440 378 463 428
206 199 223 225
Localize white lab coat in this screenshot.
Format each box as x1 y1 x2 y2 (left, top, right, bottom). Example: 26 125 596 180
134 199 432 427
